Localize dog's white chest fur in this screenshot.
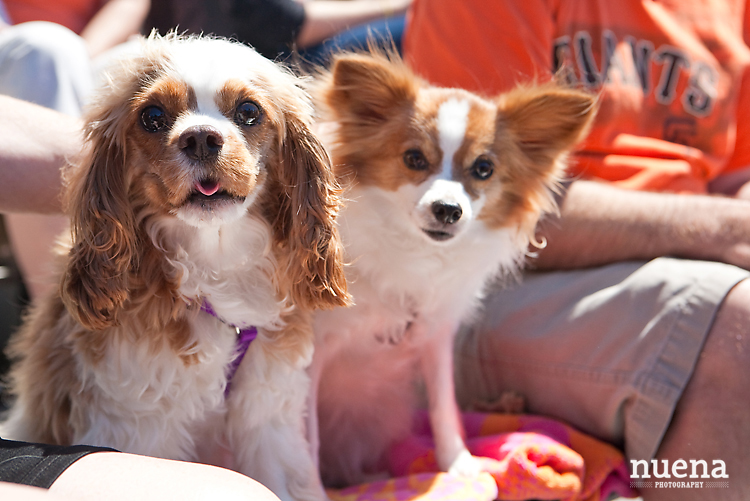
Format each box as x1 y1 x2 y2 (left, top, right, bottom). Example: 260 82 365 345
159 214 284 330
317 185 524 344
76 313 236 459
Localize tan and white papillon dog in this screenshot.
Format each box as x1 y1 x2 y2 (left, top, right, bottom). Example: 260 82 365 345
310 51 596 487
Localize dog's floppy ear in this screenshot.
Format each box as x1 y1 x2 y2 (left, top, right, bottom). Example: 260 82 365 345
61 103 138 331
499 83 597 169
268 112 351 311
323 51 419 123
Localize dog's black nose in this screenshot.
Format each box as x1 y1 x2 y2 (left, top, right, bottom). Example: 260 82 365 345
432 201 462 225
178 125 224 161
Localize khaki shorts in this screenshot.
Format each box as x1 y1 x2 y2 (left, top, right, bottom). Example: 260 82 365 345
455 257 749 462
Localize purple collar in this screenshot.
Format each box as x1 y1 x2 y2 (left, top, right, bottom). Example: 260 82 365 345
201 301 258 398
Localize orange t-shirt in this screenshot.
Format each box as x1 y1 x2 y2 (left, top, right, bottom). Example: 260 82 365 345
5 0 103 34
404 0 750 193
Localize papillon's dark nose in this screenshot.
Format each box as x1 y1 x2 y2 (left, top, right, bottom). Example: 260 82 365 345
432 201 463 225
178 125 224 161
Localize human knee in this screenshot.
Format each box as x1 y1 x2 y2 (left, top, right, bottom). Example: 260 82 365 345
708 278 750 350
0 21 89 72
698 278 750 386
0 22 92 113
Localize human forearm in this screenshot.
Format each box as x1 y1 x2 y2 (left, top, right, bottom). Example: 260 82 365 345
533 180 750 270
80 0 150 58
0 96 83 214
296 0 409 48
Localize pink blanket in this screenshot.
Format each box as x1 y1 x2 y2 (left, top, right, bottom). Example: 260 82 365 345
328 412 639 501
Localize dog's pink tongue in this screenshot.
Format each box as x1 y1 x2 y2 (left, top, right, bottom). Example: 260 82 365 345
195 180 220 196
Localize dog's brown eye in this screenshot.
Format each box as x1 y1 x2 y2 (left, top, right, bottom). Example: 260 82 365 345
235 101 261 126
470 157 494 180
403 149 429 171
140 105 168 133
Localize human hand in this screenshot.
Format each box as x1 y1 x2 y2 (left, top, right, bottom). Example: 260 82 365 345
721 242 750 271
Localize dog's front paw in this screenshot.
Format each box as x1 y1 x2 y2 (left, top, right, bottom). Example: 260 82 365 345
446 448 483 478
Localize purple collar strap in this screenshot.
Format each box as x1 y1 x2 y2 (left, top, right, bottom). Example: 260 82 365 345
201 301 258 398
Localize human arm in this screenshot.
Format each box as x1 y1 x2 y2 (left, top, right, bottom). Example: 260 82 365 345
295 0 410 48
0 96 83 214
80 0 150 58
533 180 750 271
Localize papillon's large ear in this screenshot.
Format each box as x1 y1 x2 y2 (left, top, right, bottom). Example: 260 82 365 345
500 83 597 170
494 83 597 235
321 51 419 124
268 113 351 311
61 96 139 331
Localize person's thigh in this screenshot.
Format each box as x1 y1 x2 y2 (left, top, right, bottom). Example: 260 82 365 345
0 481 69 500
50 451 281 501
455 257 749 461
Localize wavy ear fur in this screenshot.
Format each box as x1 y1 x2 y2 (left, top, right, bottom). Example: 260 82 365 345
61 114 138 331
58 40 169 331
268 113 351 311
60 34 182 330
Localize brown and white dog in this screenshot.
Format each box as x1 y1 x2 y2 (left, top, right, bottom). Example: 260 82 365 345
310 52 596 486
1 34 348 501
